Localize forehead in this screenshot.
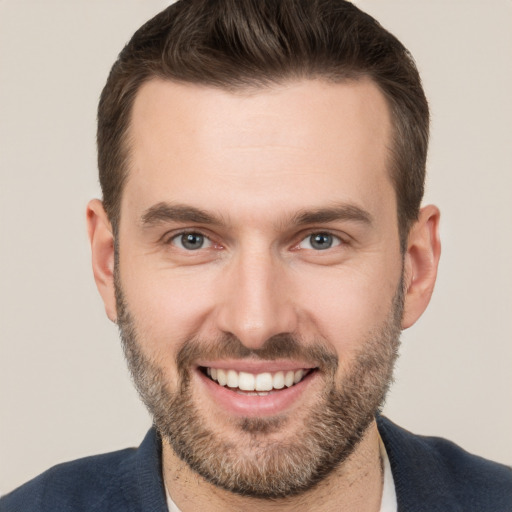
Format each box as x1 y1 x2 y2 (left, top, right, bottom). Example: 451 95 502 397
123 78 394 225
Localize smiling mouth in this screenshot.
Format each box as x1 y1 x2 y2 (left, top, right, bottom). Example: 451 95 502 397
200 367 316 395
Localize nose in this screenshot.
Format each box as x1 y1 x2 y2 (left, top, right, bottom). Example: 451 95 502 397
215 248 298 350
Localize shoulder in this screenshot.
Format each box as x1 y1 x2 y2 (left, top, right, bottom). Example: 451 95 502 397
377 416 512 511
1 428 166 512
0 447 137 512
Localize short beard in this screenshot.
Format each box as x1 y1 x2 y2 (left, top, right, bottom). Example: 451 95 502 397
115 270 403 499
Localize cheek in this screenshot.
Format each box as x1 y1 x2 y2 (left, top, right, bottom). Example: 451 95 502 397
119 262 219 356
295 265 400 353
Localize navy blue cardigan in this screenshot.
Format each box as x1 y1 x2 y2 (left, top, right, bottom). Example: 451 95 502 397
2 417 511 511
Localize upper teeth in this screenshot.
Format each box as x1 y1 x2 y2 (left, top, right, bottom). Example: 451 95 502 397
206 368 306 391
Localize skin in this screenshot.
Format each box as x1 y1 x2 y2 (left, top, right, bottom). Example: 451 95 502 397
87 78 440 511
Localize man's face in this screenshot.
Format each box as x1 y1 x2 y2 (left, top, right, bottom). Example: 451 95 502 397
115 79 404 497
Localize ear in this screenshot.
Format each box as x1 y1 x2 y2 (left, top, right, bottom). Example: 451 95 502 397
86 199 117 323
401 204 441 329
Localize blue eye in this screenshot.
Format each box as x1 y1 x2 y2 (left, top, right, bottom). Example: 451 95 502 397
299 232 341 250
172 232 212 250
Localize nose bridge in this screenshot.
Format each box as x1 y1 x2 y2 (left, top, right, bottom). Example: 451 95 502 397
216 245 296 349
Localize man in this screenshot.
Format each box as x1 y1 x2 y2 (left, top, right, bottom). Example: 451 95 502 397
1 0 511 510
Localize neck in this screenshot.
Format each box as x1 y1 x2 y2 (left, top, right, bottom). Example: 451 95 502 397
161 420 384 512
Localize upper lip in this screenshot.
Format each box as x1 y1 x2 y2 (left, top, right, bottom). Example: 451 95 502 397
196 359 318 373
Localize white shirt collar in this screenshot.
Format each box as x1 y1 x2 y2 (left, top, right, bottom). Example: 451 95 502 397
379 434 398 512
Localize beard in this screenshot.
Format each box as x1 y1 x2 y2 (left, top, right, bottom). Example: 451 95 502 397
115 271 403 499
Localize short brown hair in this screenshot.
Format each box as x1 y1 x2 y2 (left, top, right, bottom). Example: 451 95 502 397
98 0 429 246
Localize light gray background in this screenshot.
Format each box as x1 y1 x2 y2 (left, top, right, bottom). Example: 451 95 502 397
1 0 511 495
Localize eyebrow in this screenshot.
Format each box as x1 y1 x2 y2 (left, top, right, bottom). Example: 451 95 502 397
140 201 372 229
291 204 372 227
141 202 225 227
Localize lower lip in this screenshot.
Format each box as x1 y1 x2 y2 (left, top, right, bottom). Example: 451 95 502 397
195 368 318 417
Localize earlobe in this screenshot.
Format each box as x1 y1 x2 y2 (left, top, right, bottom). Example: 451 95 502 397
401 204 441 329
86 199 117 323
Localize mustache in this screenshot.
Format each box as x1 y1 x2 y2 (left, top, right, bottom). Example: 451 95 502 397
175 333 338 375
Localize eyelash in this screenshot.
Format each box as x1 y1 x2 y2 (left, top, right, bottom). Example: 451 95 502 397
164 230 218 249
294 232 344 251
